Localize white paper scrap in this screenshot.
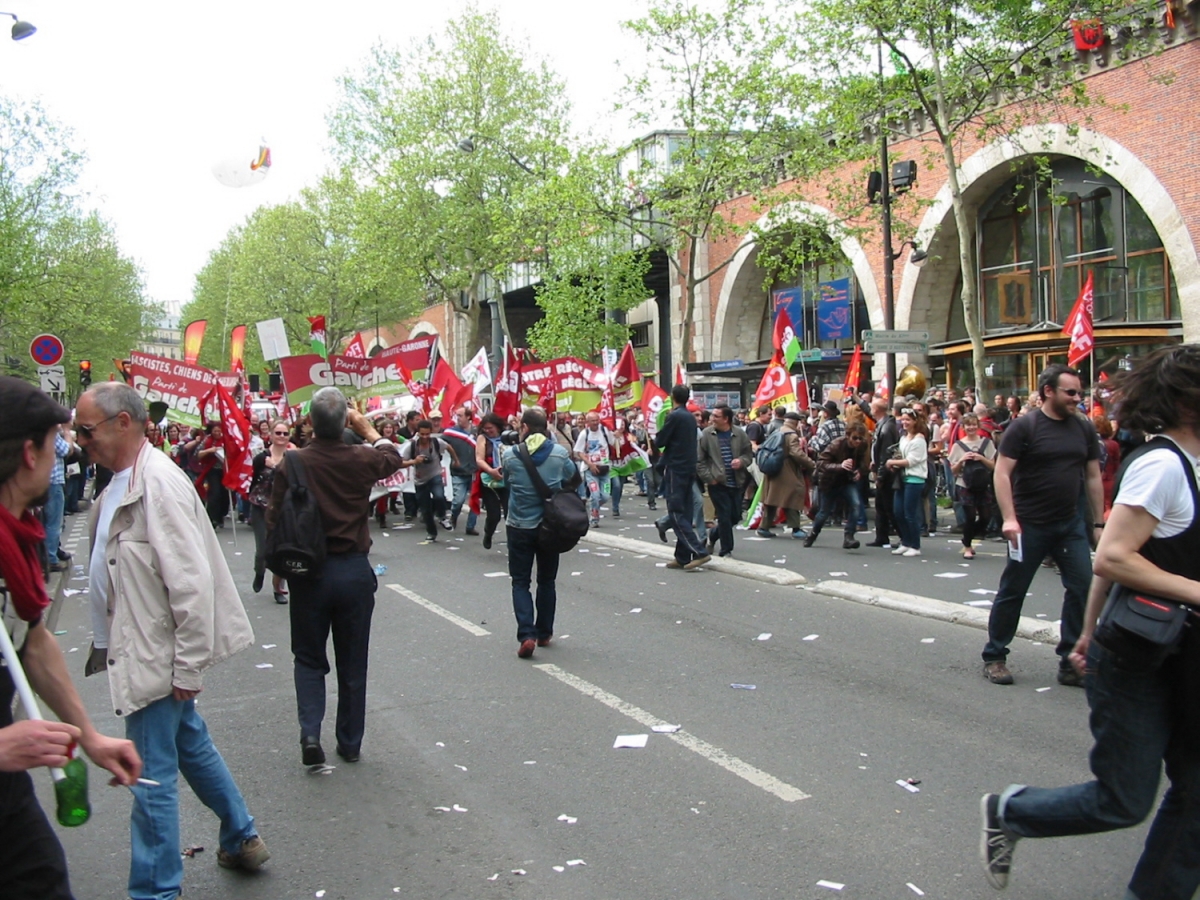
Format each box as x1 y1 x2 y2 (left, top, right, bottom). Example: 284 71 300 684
316 891 326 898
907 883 925 896
436 742 445 747
63 589 81 597
755 633 772 641
1036 686 1052 692
261 643 276 649
969 588 997 595
920 638 935 644
630 607 642 613
455 764 468 771
484 571 507 578
578 548 590 553
652 724 681 733
829 571 848 577
896 779 920 793
511 869 527 875
965 599 994 607
571 572 582 576
487 874 499 881
255 663 273 669
553 866 565 872
452 804 468 812
803 634 819 641
595 552 611 557
557 814 578 824
524 760 536 765
933 572 968 579
434 806 451 811
613 734 649 749
567 859 586 866
234 551 243 556
774 558 787 564
816 880 845 891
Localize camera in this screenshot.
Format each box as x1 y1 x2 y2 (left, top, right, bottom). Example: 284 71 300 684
499 429 520 446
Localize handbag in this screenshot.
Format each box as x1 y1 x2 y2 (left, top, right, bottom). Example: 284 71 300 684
1093 582 1191 669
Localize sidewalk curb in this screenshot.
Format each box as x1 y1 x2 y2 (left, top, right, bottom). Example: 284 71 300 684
803 580 1061 645
583 530 1060 644
581 531 808 586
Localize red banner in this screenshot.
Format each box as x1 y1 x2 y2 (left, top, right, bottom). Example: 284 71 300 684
492 342 523 419
182 320 207 366
754 353 796 408
1063 270 1095 367
640 379 669 433
129 351 219 427
207 383 255 494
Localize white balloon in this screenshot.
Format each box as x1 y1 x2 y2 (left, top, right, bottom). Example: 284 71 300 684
211 144 271 188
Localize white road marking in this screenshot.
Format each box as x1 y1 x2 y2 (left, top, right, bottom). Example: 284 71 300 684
385 584 491 636
533 663 809 803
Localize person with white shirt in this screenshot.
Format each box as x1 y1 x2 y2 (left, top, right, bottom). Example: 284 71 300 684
884 407 929 557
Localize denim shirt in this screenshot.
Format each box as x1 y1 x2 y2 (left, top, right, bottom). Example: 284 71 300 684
502 435 577 529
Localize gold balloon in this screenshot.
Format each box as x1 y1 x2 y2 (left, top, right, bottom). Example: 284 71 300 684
895 364 928 399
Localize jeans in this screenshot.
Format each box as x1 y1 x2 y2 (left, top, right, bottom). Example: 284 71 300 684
706 482 739 554
893 479 925 550
983 515 1090 662
42 483 64 563
609 474 624 515
663 468 707 564
450 473 476 530
507 525 559 642
125 696 257 900
288 553 377 753
809 480 864 539
643 464 660 507
583 469 610 516
999 644 1200 900
415 478 447 537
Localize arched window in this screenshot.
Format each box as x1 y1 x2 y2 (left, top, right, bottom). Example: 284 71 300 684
974 159 1177 332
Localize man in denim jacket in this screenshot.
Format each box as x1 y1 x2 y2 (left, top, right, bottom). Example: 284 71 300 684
501 409 578 660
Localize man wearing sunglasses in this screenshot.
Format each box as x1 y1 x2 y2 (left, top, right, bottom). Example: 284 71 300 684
981 364 1103 687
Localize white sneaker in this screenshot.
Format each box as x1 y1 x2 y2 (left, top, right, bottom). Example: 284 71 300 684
891 545 909 555
903 547 921 557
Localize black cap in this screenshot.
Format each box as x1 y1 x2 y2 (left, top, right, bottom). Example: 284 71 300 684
784 411 803 422
0 376 70 440
822 400 839 417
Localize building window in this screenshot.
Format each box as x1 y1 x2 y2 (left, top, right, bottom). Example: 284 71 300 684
975 159 1177 332
630 321 652 348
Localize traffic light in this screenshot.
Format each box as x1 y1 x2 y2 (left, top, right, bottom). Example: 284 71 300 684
79 359 92 387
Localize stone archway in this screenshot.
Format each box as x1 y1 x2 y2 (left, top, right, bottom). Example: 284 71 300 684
898 124 1200 342
711 201 879 362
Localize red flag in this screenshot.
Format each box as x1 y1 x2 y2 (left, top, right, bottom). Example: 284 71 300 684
674 362 687 386
492 341 523 419
794 377 809 410
182 320 207 365
1063 271 1095 367
207 383 255 494
611 342 643 408
599 379 616 429
842 344 863 395
229 325 247 374
428 357 470 417
640 379 669 431
344 332 367 359
754 353 796 407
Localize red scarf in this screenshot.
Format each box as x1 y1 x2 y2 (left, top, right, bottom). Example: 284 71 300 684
0 504 52 622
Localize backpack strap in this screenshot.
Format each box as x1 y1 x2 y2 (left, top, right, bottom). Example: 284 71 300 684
516 443 553 501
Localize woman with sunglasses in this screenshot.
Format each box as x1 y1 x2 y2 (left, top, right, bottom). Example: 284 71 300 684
885 408 929 557
248 418 294 602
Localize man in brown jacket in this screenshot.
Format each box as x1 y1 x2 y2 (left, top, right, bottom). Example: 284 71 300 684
804 422 871 549
758 411 815 539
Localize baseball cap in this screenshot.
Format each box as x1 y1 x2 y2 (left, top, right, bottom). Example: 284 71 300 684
822 400 839 416
784 411 802 422
429 409 443 418
0 376 71 440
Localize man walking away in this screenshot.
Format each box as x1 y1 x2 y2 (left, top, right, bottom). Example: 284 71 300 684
268 387 408 765
0 377 141 900
981 364 1102 686
697 405 752 558
655 385 711 571
501 409 578 659
76 382 266 900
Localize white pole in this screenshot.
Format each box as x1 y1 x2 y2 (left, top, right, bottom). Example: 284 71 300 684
0 623 65 782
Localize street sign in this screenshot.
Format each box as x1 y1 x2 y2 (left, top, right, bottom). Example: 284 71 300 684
863 330 930 342
795 349 824 363
38 364 66 394
864 339 929 353
30 333 64 366
709 358 744 371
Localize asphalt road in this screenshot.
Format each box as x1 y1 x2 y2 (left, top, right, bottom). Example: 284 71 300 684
39 499 1147 900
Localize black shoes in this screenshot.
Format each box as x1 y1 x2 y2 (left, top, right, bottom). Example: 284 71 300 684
336 745 360 763
802 533 817 548
252 571 264 593
1057 666 1085 688
301 737 325 766
656 520 669 543
843 537 861 550
483 530 493 550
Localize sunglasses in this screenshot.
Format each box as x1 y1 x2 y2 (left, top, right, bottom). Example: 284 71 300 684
273 430 290 436
1058 388 1083 397
76 414 120 439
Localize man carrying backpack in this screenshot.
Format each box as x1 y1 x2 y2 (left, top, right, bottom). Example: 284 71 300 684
403 419 460 545
268 387 408 765
501 409 579 660
758 411 815 538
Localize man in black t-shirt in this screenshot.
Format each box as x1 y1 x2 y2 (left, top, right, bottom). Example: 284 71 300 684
655 385 711 570
981 365 1103 686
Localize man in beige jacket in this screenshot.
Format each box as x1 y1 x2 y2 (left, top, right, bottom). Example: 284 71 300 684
79 383 267 900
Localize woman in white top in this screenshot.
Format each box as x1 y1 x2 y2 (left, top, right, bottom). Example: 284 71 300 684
948 413 998 558
885 408 928 556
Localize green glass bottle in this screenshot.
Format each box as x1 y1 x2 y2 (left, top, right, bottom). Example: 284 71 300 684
54 751 91 827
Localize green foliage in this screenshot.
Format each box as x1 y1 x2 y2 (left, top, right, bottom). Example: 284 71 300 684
527 249 651 360
0 97 155 389
182 171 422 375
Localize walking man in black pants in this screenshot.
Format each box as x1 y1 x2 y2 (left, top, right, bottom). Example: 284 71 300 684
655 384 711 571
869 400 904 547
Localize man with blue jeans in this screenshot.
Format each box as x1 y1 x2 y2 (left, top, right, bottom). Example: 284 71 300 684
655 385 711 570
574 412 617 527
502 408 578 659
982 365 1102 686
78 382 268 899
43 428 71 571
804 424 869 550
444 407 478 533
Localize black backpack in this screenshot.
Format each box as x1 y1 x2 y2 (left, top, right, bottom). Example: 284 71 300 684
265 451 326 579
516 443 589 553
956 438 993 492
756 430 787 477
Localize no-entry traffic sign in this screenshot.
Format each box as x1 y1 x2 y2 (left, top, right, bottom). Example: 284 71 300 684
30 333 64 366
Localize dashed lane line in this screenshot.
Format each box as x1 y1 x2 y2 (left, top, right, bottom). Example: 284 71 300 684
533 662 810 803
385 584 491 637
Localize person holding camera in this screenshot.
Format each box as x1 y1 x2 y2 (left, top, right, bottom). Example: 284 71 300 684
501 409 579 659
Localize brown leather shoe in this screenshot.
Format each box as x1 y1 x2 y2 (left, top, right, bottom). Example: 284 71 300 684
517 639 536 659
537 635 552 648
666 560 684 569
984 661 1014 685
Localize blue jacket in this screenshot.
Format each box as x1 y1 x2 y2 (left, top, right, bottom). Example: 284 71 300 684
501 434 578 529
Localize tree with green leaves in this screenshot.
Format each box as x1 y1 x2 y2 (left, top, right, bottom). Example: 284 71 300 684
798 0 1145 390
182 171 421 374
330 7 575 359
616 0 832 368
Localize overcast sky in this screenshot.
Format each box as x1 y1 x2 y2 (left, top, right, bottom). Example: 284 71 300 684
0 0 648 315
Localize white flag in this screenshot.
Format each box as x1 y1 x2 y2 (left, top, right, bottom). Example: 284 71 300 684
460 346 492 396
